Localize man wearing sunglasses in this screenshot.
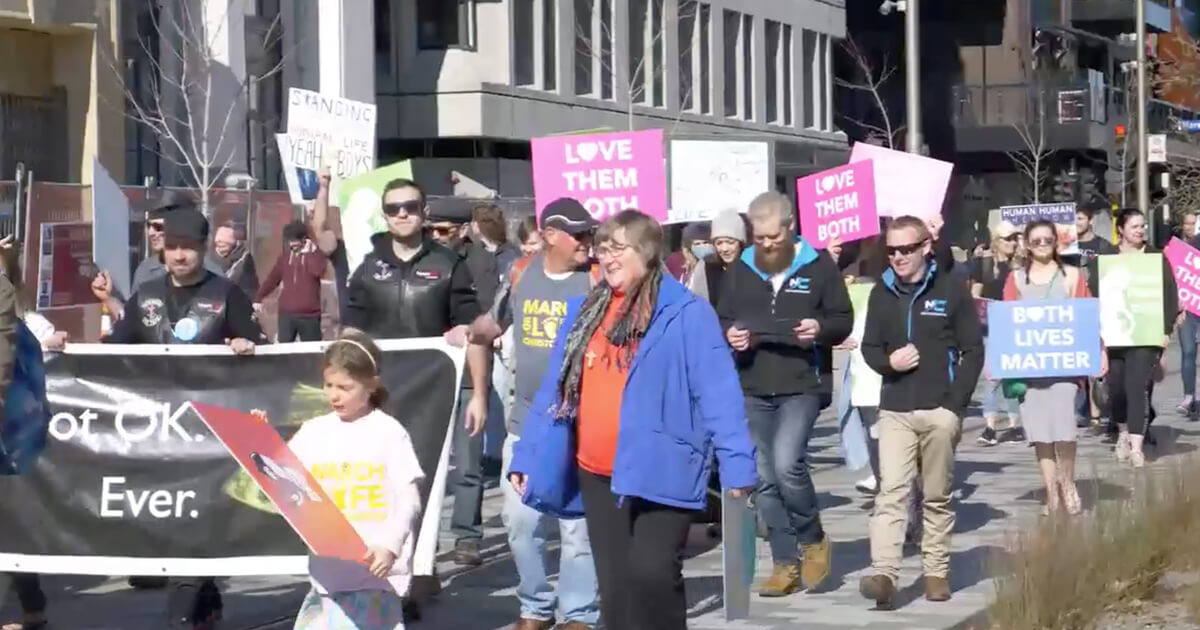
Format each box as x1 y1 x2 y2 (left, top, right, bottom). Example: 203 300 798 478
858 215 983 609
343 177 491 619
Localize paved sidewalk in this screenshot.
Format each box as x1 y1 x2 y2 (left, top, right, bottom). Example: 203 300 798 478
7 346 1199 629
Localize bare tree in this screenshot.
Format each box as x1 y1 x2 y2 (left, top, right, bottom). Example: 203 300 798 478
835 38 905 150
576 0 696 131
1005 84 1054 203
100 0 286 216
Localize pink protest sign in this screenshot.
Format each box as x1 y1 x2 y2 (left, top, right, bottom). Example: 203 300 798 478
849 143 953 220
1164 238 1200 316
531 129 667 222
795 162 879 249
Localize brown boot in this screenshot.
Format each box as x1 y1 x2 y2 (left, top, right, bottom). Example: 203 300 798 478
756 563 801 597
511 618 555 630
859 574 897 609
800 538 832 589
924 575 951 602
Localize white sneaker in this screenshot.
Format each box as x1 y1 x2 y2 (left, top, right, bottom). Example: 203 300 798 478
855 475 878 495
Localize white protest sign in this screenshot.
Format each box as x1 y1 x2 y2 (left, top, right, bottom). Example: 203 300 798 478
282 88 377 204
667 140 770 224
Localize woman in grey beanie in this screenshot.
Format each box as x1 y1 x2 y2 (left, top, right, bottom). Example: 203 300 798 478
688 209 747 304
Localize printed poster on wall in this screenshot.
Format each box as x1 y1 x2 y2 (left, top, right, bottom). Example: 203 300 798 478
998 202 1079 255
796 162 880 249
1165 237 1200 316
847 283 881 407
531 129 667 222
848 143 952 220
667 140 769 224
1098 254 1165 347
985 298 1102 379
36 222 96 310
281 88 378 204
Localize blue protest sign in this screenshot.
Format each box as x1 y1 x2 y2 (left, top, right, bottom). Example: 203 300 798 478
985 298 1102 379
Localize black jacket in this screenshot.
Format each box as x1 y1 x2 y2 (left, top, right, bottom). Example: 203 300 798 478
861 261 984 417
105 271 262 344
716 238 853 397
345 234 480 338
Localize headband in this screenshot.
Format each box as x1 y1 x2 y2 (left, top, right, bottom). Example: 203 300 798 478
331 339 378 371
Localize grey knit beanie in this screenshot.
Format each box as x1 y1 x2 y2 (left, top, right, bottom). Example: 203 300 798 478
710 209 747 243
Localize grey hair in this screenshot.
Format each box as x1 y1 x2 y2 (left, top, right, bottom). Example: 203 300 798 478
747 191 795 230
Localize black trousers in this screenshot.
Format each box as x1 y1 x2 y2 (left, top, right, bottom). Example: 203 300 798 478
9 573 44 614
166 577 221 625
578 470 694 630
277 313 322 342
1107 347 1159 435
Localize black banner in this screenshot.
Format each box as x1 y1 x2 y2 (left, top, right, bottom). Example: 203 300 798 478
0 340 460 576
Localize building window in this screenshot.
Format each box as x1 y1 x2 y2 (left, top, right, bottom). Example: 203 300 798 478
802 29 816 128
651 0 664 107
723 9 739 116
417 0 472 49
765 21 793 126
679 1 696 111
575 0 593 95
375 0 392 80
544 0 557 90
820 33 831 131
628 0 665 107
741 14 753 120
699 3 711 114
600 0 613 99
514 0 535 85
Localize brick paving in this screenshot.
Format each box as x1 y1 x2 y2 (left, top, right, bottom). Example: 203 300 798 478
7 346 1199 629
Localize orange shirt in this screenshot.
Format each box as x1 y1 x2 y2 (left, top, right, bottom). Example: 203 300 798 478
576 294 630 476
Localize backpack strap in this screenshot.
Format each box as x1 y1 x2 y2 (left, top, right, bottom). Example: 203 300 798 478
1062 265 1081 297
508 255 533 290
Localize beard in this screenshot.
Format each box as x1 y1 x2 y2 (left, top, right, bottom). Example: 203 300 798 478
755 239 795 275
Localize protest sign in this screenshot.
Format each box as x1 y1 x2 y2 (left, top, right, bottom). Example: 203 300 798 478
91 158 131 299
36 222 96 310
336 160 415 277
1098 254 1165 347
1166 238 1200 316
0 339 460 577
282 88 378 204
192 403 368 564
998 202 1079 255
985 298 1102 379
848 143 952 220
668 140 769 224
847 283 881 406
721 490 756 621
531 129 667 222
796 162 879 249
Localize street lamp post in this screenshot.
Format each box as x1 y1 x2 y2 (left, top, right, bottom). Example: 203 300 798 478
1136 0 1149 219
905 0 922 154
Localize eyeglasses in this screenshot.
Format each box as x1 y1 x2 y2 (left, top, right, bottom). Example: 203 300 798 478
147 222 165 232
382 200 422 217
1028 236 1056 248
885 240 926 257
595 241 631 259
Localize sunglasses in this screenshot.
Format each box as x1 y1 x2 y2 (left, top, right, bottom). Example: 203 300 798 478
885 240 926 257
148 222 165 232
430 225 460 237
382 200 422 217
1000 233 1021 242
1028 236 1056 247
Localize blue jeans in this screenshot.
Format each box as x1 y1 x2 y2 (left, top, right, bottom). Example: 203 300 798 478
501 435 599 625
745 394 825 564
1181 313 1199 398
981 378 1021 420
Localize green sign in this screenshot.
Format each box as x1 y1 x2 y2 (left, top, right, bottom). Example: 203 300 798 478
1098 254 1165 347
336 160 415 277
847 282 882 406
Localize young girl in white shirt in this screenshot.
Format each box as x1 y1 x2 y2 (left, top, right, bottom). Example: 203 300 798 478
257 329 423 630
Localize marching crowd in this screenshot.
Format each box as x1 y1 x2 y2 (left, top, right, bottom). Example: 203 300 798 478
0 162 1194 630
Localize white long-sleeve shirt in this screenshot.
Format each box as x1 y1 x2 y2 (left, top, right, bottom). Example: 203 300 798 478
287 408 425 595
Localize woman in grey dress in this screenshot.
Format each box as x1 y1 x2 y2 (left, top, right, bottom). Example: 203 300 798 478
1002 219 1103 515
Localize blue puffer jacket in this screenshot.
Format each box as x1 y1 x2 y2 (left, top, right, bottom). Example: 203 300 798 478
1 321 50 475
509 275 758 518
